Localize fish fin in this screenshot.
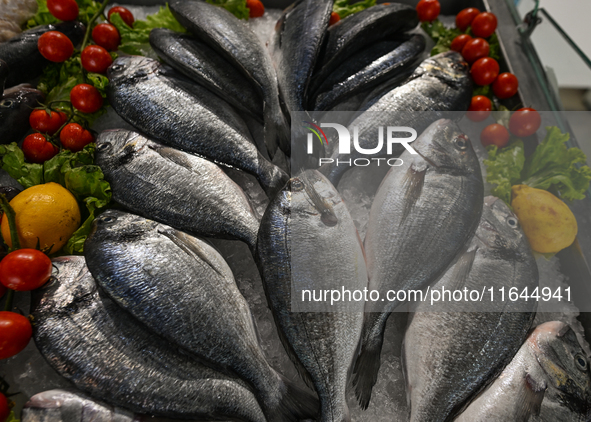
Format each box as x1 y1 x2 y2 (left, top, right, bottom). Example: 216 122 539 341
449 248 477 291
514 374 546 420
273 373 319 421
149 144 196 170
400 165 426 227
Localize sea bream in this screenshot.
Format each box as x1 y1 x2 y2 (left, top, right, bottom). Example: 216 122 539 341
321 51 472 186
149 28 263 123
95 129 260 250
106 56 288 197
456 321 591 422
0 84 44 144
84 211 319 422
169 0 289 156
352 119 483 408
403 196 539 422
31 256 267 422
256 170 366 422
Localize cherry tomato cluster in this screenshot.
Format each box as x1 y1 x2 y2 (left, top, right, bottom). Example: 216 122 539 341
246 0 265 18
479 108 542 148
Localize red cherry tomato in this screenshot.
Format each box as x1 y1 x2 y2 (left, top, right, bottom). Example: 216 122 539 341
29 109 67 135
470 57 499 86
246 0 265 18
481 123 510 148
509 108 541 137
450 34 472 52
329 11 340 26
92 23 120 52
455 7 480 31
38 31 74 63
461 38 489 64
467 95 492 122
0 249 52 291
108 6 135 27
471 12 497 38
0 392 9 422
81 45 113 74
22 133 59 164
60 123 94 152
70 84 103 114
416 0 440 22
47 0 79 21
0 311 32 360
492 72 519 99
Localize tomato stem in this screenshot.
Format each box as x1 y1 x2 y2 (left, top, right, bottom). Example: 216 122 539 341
2 289 14 312
81 0 112 52
0 194 20 251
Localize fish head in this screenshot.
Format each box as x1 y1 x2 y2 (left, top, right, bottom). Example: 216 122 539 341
31 256 94 314
95 129 149 168
107 56 160 85
420 51 470 88
412 119 479 175
529 321 591 414
474 196 529 258
288 169 341 228
0 85 44 115
87 209 159 245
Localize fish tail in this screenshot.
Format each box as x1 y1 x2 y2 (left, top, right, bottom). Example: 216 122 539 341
265 373 319 422
351 314 387 410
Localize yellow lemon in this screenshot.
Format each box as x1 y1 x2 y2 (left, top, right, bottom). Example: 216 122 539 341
1 182 81 253
511 184 577 254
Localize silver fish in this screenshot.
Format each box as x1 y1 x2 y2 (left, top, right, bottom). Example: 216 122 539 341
255 170 366 422
311 34 426 111
0 59 8 97
321 51 472 186
402 196 539 422
457 321 591 422
169 0 288 156
22 389 139 422
84 211 319 422
95 129 260 250
149 28 263 123
31 256 267 422
106 56 288 197
312 3 419 92
0 84 44 144
352 119 483 408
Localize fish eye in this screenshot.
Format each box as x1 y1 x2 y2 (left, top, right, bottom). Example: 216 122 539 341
290 178 304 192
99 215 116 224
506 216 519 229
110 64 123 72
97 142 111 151
454 136 468 150
452 61 468 71
575 353 588 371
0 99 14 107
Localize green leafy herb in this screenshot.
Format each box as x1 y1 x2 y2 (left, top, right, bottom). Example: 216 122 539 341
333 0 376 20
110 5 186 55
484 127 591 204
488 33 501 61
0 144 112 254
206 0 250 20
421 20 461 56
6 411 19 422
484 140 525 204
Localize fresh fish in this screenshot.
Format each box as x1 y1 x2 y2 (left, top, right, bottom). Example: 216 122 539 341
95 129 260 250
311 34 426 111
321 51 472 186
402 196 539 422
457 321 591 422
169 0 288 156
31 256 267 422
149 28 263 123
269 0 333 118
256 170 366 422
84 211 319 422
0 59 8 96
352 119 483 408
0 84 44 144
106 56 288 197
312 3 419 89
0 21 85 87
22 389 139 422
0 0 37 43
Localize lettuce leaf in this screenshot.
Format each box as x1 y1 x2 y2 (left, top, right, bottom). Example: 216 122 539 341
27 0 103 29
421 20 461 56
522 126 591 201
484 140 525 204
333 0 376 20
111 5 186 55
205 0 250 20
